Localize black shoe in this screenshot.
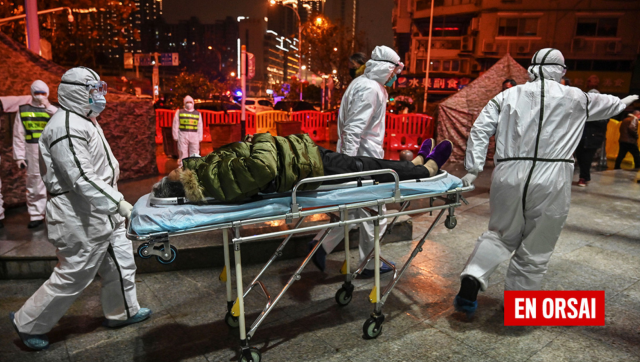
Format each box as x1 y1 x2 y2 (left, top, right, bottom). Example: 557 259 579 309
0 220 4 229
27 220 44 229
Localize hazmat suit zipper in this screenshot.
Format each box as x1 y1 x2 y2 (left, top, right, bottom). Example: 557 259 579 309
521 48 553 213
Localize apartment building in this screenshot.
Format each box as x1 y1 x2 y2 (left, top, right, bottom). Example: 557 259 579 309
393 0 640 95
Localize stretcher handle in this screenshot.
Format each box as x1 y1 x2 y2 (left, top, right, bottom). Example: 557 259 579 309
290 169 401 214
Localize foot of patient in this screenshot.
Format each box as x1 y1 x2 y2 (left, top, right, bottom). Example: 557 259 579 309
425 159 438 175
412 139 453 175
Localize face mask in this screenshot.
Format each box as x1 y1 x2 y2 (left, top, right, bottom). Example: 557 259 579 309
385 75 397 87
349 68 357 79
185 102 194 111
33 94 47 105
89 95 106 114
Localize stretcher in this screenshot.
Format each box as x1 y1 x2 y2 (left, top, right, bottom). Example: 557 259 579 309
127 169 473 362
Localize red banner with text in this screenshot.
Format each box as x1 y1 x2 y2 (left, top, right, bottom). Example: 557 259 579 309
504 291 605 326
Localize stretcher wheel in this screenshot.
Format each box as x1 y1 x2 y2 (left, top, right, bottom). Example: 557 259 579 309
239 348 261 362
362 317 383 339
335 287 353 306
445 215 457 229
137 243 151 259
157 245 178 264
225 312 239 328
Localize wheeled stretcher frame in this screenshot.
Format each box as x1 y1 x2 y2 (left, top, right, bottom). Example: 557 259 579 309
127 169 473 362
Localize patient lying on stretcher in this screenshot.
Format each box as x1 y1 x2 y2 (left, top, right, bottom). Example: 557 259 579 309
152 133 452 203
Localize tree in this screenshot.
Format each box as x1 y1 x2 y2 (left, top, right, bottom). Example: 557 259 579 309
0 1 138 67
169 71 220 102
301 15 365 85
300 15 365 105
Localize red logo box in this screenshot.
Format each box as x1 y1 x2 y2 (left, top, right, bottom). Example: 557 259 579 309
504 291 605 326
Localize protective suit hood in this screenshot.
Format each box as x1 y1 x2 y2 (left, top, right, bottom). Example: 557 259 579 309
30 80 54 109
364 46 403 85
30 80 49 98
527 48 566 83
58 67 101 118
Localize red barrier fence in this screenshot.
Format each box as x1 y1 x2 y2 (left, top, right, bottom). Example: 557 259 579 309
156 109 434 151
384 113 435 151
290 111 333 142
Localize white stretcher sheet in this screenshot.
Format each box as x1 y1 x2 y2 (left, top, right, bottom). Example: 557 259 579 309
131 173 463 235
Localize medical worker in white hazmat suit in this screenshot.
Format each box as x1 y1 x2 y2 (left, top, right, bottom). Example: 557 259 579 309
10 67 151 350
309 45 404 277
454 48 638 315
13 80 58 228
172 95 203 167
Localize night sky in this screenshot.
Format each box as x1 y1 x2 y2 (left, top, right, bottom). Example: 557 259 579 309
162 0 270 23
162 0 394 51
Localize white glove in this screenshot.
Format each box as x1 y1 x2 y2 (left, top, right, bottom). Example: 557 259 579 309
16 160 27 169
117 200 133 219
461 172 478 187
621 95 639 107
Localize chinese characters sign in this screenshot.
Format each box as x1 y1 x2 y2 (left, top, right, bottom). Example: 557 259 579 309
395 76 472 91
565 71 631 94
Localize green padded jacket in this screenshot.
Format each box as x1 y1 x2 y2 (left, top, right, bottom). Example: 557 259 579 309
180 133 324 202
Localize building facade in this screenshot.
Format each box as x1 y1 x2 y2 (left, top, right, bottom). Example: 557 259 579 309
393 0 640 95
239 18 299 94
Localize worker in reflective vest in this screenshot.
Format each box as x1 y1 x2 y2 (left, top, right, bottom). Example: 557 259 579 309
13 80 58 228
172 95 203 167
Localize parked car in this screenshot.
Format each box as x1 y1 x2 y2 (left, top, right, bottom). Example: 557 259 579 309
273 100 317 112
196 101 241 112
244 98 274 113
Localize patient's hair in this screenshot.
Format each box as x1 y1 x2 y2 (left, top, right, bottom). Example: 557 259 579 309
152 177 186 198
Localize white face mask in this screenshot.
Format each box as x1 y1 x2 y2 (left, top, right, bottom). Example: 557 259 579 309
185 102 194 111
89 94 107 115
33 94 47 105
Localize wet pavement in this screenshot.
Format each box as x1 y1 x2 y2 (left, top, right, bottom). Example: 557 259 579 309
0 162 638 361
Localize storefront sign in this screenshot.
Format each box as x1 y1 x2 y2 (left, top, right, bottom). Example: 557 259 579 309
565 71 631 94
395 76 472 91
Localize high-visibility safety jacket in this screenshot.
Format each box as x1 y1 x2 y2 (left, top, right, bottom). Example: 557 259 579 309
178 110 201 132
19 104 51 143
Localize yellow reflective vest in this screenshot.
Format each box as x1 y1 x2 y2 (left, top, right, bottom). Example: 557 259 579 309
19 104 51 143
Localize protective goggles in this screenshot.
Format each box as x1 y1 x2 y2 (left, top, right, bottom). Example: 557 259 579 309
61 80 108 96
372 58 405 74
531 62 566 69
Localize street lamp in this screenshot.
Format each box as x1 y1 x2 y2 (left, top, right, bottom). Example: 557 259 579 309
269 0 304 100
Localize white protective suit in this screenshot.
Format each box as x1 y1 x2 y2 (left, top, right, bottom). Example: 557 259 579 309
13 80 58 221
318 46 404 268
172 95 203 167
14 67 140 334
460 49 627 291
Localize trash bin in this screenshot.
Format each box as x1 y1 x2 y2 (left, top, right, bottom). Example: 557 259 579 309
161 127 179 158
275 120 302 137
210 123 242 149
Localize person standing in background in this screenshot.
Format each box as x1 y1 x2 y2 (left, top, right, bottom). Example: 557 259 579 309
13 80 57 228
172 95 202 167
615 110 640 169
502 79 517 91
349 53 368 79
575 89 609 187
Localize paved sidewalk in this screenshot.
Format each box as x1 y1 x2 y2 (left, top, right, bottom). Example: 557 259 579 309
0 168 638 362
